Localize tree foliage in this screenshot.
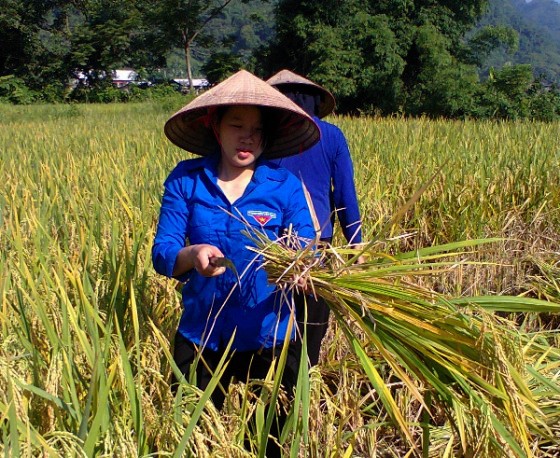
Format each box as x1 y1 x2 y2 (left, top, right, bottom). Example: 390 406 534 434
0 0 162 96
201 52 244 85
207 0 275 64
258 0 560 118
260 0 490 115
0 0 73 94
141 0 244 90
68 0 160 82
475 0 560 82
1 0 559 118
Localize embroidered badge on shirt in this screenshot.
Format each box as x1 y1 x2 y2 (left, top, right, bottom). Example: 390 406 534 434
248 210 277 226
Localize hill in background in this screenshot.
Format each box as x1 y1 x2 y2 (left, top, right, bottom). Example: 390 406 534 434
170 0 560 83
476 0 560 81
193 0 560 83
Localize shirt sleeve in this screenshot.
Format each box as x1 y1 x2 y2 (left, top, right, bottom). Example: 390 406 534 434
152 165 190 279
331 127 363 244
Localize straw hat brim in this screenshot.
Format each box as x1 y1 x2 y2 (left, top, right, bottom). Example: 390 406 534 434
266 69 336 118
164 70 320 159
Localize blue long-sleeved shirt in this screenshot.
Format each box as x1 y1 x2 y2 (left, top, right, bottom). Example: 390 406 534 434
273 116 362 244
152 155 316 352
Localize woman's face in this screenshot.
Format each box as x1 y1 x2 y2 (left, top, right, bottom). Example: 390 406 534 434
217 105 264 170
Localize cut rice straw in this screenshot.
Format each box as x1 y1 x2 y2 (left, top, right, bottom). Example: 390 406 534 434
247 228 560 457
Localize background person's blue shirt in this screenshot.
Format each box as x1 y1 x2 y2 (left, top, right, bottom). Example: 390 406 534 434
152 155 316 352
273 116 362 244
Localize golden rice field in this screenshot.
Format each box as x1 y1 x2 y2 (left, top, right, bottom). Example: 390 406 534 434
1 100 560 457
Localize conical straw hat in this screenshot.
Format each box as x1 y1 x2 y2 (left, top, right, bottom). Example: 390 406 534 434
266 69 336 118
164 69 320 159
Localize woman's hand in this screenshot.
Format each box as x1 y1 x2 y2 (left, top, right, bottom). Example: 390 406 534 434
192 244 228 277
173 244 227 277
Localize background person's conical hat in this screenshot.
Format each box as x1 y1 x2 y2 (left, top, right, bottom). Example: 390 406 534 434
164 69 320 159
266 69 336 119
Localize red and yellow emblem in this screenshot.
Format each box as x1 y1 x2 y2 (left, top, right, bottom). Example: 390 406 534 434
248 210 277 226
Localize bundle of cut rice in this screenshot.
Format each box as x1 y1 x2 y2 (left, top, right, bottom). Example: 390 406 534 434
248 230 560 457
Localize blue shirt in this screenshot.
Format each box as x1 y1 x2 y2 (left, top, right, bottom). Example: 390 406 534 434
152 155 316 352
273 117 362 244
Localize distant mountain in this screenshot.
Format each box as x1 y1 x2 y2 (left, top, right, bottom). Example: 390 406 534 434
476 0 560 81
516 0 560 43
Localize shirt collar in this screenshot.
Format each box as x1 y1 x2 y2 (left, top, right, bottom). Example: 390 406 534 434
252 157 276 184
202 153 272 185
201 153 220 180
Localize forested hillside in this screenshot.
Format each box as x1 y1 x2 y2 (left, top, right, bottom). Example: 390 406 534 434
518 0 560 44
1 0 559 118
475 0 560 81
164 0 560 82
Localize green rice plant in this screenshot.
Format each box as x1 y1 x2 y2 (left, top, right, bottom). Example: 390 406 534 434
2 104 560 456
335 115 560 299
250 230 560 457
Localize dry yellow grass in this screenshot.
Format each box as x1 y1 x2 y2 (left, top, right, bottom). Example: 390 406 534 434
1 103 559 457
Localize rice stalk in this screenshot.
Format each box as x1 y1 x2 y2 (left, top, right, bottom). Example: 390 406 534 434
2 106 559 456
249 231 560 457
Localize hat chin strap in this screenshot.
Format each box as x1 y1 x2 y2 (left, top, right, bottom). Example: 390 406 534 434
205 107 223 148
212 123 222 148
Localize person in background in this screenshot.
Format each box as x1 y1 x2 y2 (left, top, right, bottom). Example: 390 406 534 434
152 69 320 457
267 69 364 367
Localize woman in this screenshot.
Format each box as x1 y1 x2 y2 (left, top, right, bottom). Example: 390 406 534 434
152 70 320 455
267 69 364 367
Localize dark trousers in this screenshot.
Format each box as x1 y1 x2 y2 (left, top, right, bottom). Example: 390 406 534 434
294 292 331 367
172 331 302 457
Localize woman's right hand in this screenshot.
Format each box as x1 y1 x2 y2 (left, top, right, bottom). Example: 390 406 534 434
173 244 226 277
191 244 227 277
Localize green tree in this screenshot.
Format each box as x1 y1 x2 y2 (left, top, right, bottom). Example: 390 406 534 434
0 0 34 78
0 0 275 100
209 1 275 59
0 0 73 96
405 23 479 116
142 0 239 91
464 25 519 67
67 0 162 85
476 64 534 118
261 0 491 115
201 52 243 85
0 0 163 96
